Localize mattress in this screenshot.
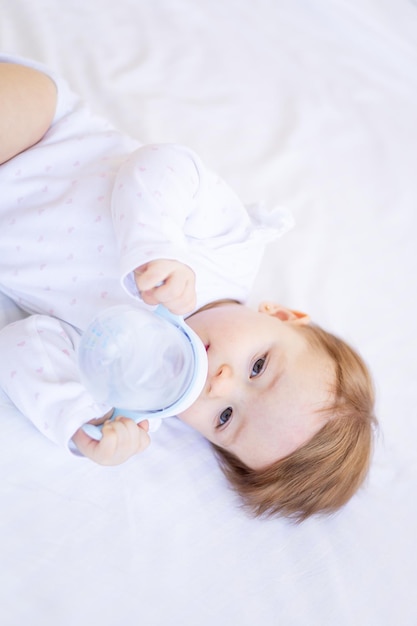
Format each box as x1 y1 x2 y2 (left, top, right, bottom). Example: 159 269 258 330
0 1 416 624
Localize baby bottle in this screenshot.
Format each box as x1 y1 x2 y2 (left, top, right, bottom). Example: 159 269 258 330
78 304 208 440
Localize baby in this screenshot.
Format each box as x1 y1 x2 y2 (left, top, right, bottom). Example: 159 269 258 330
0 56 376 521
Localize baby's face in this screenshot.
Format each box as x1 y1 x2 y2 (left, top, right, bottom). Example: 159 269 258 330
179 303 334 469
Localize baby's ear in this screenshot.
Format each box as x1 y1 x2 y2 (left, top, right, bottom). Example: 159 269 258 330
258 302 310 325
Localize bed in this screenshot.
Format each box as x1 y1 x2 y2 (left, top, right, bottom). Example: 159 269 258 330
0 1 416 624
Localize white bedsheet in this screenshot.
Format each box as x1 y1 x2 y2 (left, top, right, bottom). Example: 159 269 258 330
0 1 416 624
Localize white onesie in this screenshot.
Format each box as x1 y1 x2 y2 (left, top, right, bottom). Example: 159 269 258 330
0 54 293 450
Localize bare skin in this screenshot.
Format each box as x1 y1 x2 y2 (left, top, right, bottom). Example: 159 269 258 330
71 259 196 465
179 302 334 469
3 62 333 468
0 63 57 164
73 263 334 468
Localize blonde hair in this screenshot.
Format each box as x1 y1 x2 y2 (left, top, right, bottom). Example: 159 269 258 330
212 324 377 522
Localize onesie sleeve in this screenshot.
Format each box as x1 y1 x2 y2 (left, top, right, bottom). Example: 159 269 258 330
0 315 112 451
111 144 199 298
111 143 294 309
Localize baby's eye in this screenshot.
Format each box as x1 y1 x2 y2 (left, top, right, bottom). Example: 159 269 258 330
217 407 233 428
251 356 266 378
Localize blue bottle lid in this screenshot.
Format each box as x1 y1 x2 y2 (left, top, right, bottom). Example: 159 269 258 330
78 305 208 440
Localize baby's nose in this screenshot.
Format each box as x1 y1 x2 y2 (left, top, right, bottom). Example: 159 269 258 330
208 363 234 396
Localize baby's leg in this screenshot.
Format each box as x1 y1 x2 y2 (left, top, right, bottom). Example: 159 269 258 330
0 62 57 164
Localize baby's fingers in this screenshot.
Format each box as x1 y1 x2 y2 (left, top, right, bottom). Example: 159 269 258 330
134 261 170 292
102 417 150 454
77 417 150 466
147 273 196 313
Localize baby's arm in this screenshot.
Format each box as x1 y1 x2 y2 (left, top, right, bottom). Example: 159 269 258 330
0 62 57 164
134 259 196 315
72 414 150 466
0 315 150 464
111 143 292 314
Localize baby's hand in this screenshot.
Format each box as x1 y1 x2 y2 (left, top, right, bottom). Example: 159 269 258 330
134 259 196 315
72 416 151 466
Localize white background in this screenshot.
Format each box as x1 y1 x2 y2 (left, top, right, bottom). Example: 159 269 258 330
0 1 416 624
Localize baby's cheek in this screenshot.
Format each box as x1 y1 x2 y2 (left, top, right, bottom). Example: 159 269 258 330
177 402 206 433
